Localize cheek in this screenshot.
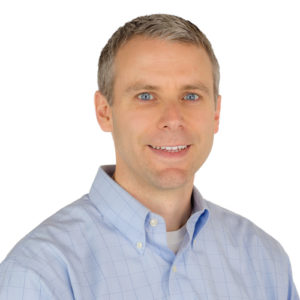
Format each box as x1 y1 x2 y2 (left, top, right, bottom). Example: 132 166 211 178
111 110 149 146
123 107 153 129
191 108 215 129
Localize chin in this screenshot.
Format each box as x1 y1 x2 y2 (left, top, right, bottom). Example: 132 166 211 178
151 168 192 190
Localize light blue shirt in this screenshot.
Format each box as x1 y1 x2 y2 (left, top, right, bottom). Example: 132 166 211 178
0 165 298 299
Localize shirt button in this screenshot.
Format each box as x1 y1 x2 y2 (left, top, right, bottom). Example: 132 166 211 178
150 219 158 227
172 265 177 273
136 242 143 249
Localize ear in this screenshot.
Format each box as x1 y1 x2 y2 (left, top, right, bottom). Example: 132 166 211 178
94 91 113 132
214 95 221 134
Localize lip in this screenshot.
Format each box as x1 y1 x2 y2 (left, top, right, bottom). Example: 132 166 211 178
148 144 191 159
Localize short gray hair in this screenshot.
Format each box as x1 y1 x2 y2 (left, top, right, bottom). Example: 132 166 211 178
97 14 220 105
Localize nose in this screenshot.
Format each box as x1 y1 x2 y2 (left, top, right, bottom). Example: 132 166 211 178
158 102 185 131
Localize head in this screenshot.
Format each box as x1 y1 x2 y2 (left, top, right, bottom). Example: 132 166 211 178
97 14 220 105
95 14 221 194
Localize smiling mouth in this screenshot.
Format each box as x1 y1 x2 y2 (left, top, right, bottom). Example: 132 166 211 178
148 145 190 152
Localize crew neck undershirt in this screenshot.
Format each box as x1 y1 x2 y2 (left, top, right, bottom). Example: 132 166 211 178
166 225 187 254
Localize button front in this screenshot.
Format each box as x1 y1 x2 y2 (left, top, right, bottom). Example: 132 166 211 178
150 219 158 227
136 242 143 249
172 265 177 273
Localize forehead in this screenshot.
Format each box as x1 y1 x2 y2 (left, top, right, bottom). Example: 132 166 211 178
114 36 214 91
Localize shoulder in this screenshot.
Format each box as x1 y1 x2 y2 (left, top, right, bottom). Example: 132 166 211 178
203 200 300 298
8 194 98 256
0 194 100 298
205 200 289 265
3 194 103 260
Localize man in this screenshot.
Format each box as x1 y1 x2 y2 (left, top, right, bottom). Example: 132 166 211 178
0 14 298 299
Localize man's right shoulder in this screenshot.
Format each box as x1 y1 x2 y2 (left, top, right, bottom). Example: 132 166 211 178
5 194 99 256
0 194 105 299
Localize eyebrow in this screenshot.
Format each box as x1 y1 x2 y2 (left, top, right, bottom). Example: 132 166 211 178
181 83 210 95
125 81 210 95
125 83 159 94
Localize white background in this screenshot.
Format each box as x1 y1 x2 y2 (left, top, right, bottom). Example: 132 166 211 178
0 0 299 289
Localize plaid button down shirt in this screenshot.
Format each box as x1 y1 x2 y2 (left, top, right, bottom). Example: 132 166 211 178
0 165 298 299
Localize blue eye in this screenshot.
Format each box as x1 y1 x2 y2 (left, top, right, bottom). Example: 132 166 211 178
184 93 199 101
138 92 154 101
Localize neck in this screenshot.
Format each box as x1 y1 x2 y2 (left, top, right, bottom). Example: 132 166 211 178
113 168 194 231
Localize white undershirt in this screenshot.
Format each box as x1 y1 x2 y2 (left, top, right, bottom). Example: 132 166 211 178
166 225 187 254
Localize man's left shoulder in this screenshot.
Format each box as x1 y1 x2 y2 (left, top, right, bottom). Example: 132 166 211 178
205 200 288 261
202 200 300 298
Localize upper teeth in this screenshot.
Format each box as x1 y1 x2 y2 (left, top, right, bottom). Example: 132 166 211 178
151 145 188 151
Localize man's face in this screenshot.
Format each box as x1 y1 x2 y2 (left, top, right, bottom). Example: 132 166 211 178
96 36 221 191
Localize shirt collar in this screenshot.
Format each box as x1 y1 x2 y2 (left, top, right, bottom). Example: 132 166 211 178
89 165 209 251
188 187 210 245
89 165 150 252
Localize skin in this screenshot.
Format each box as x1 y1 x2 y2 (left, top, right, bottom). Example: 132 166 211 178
95 36 221 231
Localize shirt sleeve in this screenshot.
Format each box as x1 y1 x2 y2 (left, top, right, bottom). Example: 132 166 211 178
0 259 70 300
0 260 50 299
287 259 300 300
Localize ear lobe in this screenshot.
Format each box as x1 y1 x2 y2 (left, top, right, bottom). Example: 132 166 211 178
94 91 113 132
214 95 221 134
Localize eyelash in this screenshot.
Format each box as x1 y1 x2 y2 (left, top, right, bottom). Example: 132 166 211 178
136 92 201 102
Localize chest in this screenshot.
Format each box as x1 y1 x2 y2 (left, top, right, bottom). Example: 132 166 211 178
66 240 284 300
